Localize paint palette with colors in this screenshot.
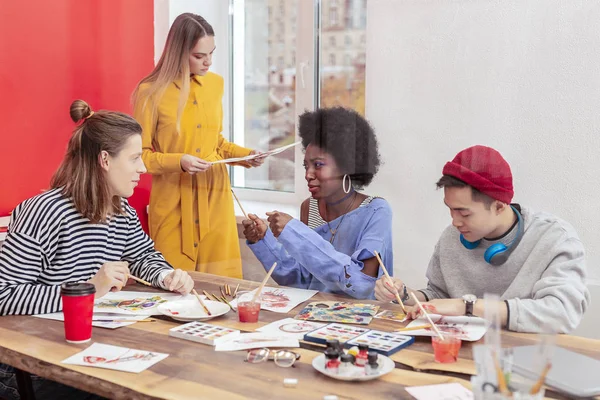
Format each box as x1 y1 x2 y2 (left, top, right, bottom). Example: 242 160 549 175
157 300 229 321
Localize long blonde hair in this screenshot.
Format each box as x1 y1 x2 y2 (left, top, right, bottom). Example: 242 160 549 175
51 100 142 223
132 13 215 132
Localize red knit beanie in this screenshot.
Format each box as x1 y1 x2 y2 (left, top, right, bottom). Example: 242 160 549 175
442 145 514 204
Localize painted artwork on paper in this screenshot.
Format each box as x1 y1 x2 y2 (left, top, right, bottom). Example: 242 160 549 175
93 291 189 315
400 315 489 341
374 310 407 323
294 301 379 325
95 296 167 313
230 287 317 313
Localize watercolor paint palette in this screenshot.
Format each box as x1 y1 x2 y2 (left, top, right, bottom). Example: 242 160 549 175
346 329 414 356
303 323 370 346
169 321 240 346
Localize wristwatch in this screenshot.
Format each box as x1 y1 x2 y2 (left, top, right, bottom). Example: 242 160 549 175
400 284 410 302
462 294 477 316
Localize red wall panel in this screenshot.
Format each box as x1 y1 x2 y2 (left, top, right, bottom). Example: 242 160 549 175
0 0 153 231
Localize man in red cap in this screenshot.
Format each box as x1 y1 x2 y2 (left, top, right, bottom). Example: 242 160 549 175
375 145 589 333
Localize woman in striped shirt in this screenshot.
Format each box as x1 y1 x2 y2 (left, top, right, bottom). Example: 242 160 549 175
0 100 196 400
0 99 195 317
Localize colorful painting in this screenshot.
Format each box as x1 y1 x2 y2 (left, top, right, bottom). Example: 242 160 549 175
93 291 190 316
62 343 168 373
95 296 167 312
294 301 380 325
375 310 407 323
400 315 489 341
230 287 318 313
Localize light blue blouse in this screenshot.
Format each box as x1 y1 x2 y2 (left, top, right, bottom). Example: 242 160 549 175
247 198 393 299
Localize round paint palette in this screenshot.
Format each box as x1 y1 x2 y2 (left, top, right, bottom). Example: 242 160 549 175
311 353 395 381
157 300 229 321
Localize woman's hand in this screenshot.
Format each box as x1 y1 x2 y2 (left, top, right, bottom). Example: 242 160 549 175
247 150 266 167
242 214 268 243
87 261 130 298
180 154 211 174
266 211 294 238
163 269 195 295
374 276 406 302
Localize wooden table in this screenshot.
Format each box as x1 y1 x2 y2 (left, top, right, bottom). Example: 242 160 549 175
1 272 598 400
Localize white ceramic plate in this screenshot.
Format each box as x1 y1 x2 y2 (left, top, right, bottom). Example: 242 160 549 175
157 300 230 321
312 353 395 381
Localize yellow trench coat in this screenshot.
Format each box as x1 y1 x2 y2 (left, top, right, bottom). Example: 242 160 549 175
134 73 251 277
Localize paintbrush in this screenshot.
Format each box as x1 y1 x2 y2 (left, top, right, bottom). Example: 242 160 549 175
192 289 212 316
410 292 445 341
231 189 249 219
529 362 552 395
374 251 407 313
395 324 432 332
128 275 152 287
220 295 237 313
252 262 277 303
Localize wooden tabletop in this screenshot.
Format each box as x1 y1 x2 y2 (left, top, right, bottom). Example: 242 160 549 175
0 272 598 400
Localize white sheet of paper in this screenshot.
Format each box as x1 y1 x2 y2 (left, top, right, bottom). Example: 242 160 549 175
256 318 325 339
402 315 489 341
93 291 194 316
405 383 474 400
62 343 168 373
210 141 300 164
33 312 150 329
214 332 299 352
229 286 317 313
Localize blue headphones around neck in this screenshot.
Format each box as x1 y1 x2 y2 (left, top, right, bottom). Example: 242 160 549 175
459 205 524 266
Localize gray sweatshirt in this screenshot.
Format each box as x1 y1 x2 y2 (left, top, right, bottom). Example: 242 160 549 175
420 206 590 333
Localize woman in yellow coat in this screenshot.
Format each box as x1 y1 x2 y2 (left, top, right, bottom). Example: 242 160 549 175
132 13 263 277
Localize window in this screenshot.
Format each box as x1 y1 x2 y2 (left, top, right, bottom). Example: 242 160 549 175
320 0 367 115
230 0 367 195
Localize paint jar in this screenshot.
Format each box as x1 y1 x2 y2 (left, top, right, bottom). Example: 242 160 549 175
339 353 354 375
236 291 262 323
326 339 342 353
355 344 369 367
324 348 340 374
365 351 380 375
432 334 462 363
61 282 96 343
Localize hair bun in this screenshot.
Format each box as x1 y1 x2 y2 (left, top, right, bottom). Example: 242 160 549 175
70 99 93 123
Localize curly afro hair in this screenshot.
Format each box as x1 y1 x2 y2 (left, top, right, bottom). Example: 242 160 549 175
298 107 381 188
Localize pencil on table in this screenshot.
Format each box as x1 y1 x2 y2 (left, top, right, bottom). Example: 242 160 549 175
225 284 231 296
373 251 407 313
192 289 212 316
233 284 240 297
220 286 226 298
128 275 152 287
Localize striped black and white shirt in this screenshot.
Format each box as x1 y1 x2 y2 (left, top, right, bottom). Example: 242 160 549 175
0 188 173 315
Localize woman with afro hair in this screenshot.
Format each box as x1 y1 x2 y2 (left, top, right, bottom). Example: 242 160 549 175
242 107 393 299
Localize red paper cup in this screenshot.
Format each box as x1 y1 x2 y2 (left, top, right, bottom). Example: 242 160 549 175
61 282 96 343
236 291 261 323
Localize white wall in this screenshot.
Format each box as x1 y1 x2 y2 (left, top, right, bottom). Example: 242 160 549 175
366 0 600 338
